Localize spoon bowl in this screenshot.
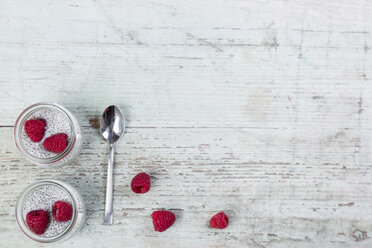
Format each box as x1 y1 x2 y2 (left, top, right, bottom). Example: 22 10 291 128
100 106 125 144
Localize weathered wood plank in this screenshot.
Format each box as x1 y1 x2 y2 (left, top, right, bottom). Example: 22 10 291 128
1 126 372 247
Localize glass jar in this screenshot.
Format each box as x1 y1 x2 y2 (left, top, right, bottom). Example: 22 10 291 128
14 102 82 166
15 180 85 243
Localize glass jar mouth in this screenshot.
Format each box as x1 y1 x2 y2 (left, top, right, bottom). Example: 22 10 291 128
15 180 78 243
14 102 76 164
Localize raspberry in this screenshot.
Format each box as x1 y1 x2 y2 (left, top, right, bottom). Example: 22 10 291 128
25 119 46 142
151 210 176 232
209 212 229 229
52 201 73 222
131 172 151 194
43 133 68 153
26 210 49 235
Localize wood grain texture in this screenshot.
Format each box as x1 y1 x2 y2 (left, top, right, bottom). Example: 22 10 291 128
0 0 372 247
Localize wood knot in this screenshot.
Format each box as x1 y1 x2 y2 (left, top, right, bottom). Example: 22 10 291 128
88 117 100 129
352 229 368 242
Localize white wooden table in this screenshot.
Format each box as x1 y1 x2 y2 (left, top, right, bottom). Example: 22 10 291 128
1 0 372 247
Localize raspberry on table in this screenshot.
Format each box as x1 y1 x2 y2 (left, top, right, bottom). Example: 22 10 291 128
26 210 49 235
52 201 73 222
151 210 176 232
209 212 229 229
43 133 68 153
131 172 151 194
25 119 46 142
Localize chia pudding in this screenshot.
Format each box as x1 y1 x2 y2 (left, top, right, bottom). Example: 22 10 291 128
23 185 72 237
22 108 71 159
14 103 82 166
16 180 85 243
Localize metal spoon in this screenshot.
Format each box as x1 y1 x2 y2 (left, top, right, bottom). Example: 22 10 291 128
100 105 125 225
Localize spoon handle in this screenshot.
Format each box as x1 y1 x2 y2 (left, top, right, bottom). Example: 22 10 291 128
104 144 115 224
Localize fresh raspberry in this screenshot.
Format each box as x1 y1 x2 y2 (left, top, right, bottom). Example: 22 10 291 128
52 201 73 222
25 119 46 142
151 210 176 232
131 172 151 194
209 212 229 229
43 133 68 153
26 210 49 235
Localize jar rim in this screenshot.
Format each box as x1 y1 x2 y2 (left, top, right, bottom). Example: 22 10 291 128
15 180 78 243
14 102 76 164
